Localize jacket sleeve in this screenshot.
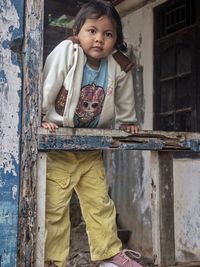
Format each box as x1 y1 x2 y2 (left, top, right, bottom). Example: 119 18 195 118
42 40 74 115
115 70 137 125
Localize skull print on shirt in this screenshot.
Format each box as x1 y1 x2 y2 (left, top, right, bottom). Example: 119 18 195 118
74 84 105 127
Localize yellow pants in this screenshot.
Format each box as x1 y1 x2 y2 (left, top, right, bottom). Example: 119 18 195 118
45 151 122 267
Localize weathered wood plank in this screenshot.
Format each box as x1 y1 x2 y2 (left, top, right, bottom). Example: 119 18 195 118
37 126 200 138
158 152 175 266
17 0 44 266
37 127 200 152
151 152 175 266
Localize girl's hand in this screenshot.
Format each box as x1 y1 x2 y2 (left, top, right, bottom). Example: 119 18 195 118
42 121 58 133
120 124 140 134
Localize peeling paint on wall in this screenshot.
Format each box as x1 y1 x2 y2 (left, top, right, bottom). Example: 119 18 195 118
174 159 200 263
0 0 24 266
106 149 153 257
127 43 145 124
0 0 21 174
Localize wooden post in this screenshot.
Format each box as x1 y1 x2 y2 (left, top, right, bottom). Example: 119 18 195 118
151 151 175 266
17 0 44 266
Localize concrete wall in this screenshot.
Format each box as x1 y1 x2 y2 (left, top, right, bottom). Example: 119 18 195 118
174 159 200 263
108 0 200 264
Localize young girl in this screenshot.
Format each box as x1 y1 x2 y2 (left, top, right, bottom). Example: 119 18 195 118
42 1 142 266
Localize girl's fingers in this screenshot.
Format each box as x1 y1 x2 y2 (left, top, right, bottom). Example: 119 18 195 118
41 122 58 132
130 125 140 134
120 124 140 134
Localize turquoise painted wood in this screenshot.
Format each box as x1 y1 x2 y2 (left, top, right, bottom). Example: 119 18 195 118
0 0 24 266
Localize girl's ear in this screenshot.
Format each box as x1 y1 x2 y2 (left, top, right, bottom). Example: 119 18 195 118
67 36 80 45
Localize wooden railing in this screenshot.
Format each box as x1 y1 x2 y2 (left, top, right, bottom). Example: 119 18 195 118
35 128 200 267
38 127 200 152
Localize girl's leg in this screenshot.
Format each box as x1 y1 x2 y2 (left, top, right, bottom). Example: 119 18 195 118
45 152 76 267
75 152 122 261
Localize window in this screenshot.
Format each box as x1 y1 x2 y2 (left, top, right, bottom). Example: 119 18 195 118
43 0 79 62
154 0 200 132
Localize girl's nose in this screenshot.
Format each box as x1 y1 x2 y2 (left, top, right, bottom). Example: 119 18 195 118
95 33 104 44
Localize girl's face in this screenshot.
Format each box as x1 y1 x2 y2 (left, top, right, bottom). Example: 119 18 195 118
78 16 117 69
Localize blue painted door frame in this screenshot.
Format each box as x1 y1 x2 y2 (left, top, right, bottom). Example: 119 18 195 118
0 0 24 266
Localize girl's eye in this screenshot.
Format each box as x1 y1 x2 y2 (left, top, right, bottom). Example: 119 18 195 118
88 29 96 34
105 32 113 38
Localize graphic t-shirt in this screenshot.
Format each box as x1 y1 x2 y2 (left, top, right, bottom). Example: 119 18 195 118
74 58 108 128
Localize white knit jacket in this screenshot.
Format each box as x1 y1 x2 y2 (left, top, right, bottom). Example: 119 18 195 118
42 40 137 128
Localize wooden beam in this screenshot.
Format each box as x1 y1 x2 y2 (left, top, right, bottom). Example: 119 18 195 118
151 152 175 266
37 127 200 152
17 0 44 266
158 152 175 266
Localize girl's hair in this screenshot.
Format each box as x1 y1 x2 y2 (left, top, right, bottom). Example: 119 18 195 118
73 0 127 52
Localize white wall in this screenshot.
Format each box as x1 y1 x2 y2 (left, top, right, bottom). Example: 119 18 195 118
114 0 200 263
174 159 200 262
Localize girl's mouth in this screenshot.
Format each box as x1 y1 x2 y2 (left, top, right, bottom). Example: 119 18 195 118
92 46 103 51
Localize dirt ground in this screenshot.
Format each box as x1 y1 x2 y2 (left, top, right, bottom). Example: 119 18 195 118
66 222 100 267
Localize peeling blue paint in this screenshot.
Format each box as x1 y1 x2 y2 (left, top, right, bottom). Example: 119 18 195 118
10 0 24 41
8 25 14 32
38 135 114 150
0 0 24 266
0 169 19 267
11 50 21 66
2 40 10 49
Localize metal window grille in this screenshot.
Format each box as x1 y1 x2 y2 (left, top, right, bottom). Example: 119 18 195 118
155 0 196 39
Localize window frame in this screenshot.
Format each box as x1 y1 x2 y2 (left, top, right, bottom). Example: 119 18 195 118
153 0 200 133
